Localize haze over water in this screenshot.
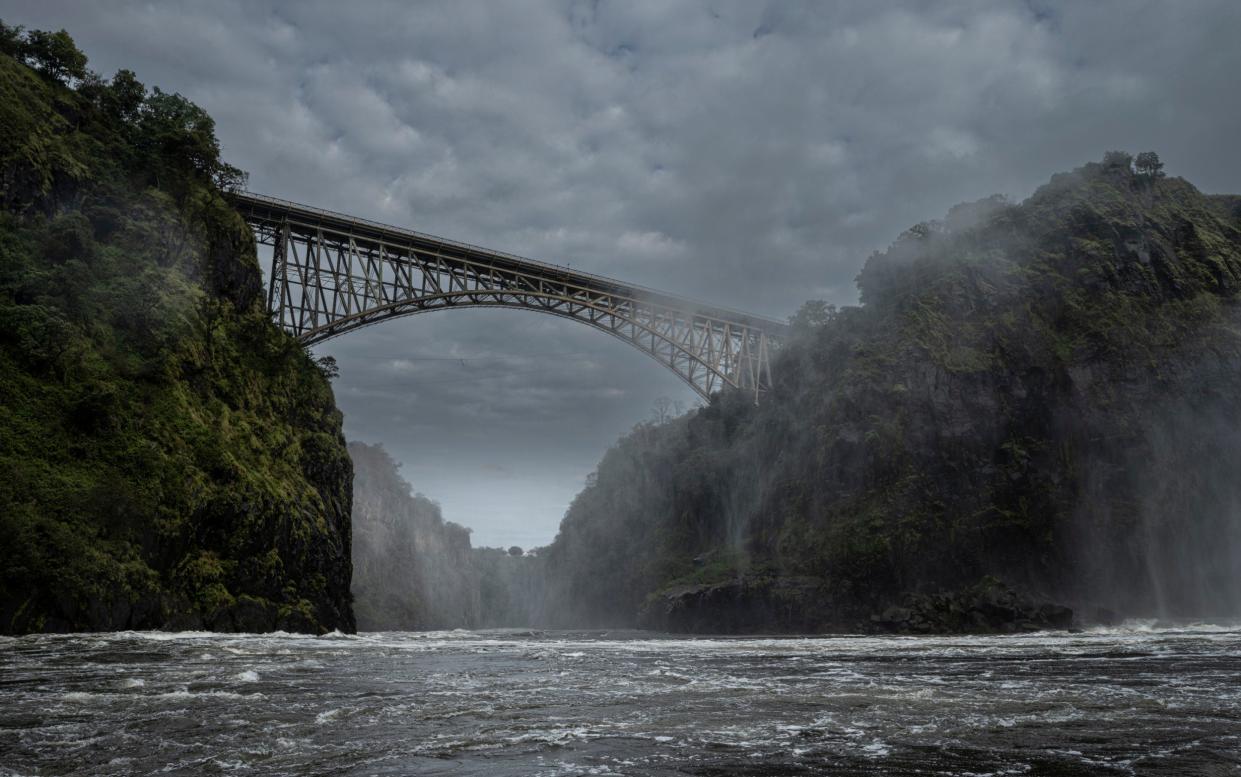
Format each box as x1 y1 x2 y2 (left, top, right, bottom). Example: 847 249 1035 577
2 624 1239 776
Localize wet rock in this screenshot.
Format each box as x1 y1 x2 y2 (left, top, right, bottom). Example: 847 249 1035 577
638 576 844 634
1036 603 1074 629
228 596 278 633
870 578 1074 634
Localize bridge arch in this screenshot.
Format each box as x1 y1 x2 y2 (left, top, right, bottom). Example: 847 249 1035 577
232 192 786 401
301 292 740 400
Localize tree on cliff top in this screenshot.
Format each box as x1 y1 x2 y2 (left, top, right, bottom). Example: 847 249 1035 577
0 19 247 201
1135 151 1165 179
0 23 88 84
22 29 87 83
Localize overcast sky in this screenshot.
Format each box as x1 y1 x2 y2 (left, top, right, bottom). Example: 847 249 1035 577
9 1 1241 547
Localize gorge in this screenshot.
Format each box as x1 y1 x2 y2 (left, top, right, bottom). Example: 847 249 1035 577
351 154 1241 635
4 27 1241 636
4 12 1241 776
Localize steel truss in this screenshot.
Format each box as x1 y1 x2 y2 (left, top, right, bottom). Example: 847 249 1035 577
232 192 786 401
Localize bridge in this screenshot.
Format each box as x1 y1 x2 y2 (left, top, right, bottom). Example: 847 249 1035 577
231 192 787 401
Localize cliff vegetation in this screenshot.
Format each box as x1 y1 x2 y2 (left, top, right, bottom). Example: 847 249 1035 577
0 24 354 633
538 151 1241 632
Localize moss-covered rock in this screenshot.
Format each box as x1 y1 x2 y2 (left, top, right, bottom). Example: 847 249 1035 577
540 154 1241 631
0 33 353 633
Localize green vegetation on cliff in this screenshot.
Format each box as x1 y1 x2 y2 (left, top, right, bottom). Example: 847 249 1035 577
541 153 1241 632
0 25 353 633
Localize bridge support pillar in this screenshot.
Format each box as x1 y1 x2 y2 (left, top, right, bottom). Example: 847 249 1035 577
266 219 289 325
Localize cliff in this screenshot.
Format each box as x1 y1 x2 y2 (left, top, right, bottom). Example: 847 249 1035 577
0 29 354 633
540 152 1241 633
350 441 549 630
350 442 480 630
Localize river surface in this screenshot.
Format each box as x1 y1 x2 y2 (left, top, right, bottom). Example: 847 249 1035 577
1 625 1239 776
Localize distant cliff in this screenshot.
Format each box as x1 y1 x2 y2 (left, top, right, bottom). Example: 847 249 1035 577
0 28 353 633
540 152 1241 633
350 442 479 630
350 441 545 630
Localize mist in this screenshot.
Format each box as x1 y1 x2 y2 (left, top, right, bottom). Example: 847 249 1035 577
382 160 1240 635
1071 351 1241 620
349 441 547 630
6 5 1241 774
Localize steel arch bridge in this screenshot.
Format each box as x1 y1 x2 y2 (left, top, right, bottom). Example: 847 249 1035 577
231 192 787 401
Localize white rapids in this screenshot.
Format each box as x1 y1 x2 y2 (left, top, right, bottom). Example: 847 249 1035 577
1 623 1238 775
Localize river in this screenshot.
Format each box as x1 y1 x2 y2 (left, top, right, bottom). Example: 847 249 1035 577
1 624 1238 776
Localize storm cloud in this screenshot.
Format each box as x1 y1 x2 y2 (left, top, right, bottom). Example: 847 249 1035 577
10 1 1240 546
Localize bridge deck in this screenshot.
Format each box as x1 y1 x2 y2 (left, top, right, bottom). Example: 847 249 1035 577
230 191 788 333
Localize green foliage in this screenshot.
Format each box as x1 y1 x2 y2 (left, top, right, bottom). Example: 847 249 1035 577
100 69 145 124
0 25 247 207
0 20 24 58
19 28 86 84
1135 151 1165 179
315 354 340 381
540 150 1241 628
136 87 247 192
0 40 351 633
789 300 837 336
1101 150 1133 172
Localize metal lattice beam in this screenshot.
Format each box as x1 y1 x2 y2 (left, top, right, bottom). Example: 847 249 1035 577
231 192 787 401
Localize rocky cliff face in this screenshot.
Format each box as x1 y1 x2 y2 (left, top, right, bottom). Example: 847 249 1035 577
350 442 480 630
0 37 353 633
541 154 1241 633
350 442 548 631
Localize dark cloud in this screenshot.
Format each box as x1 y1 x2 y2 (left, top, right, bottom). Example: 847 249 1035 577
10 0 1240 545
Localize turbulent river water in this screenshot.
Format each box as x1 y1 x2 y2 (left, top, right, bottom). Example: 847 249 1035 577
1 625 1239 776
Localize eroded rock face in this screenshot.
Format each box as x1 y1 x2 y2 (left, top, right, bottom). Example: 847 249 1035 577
639 576 1074 635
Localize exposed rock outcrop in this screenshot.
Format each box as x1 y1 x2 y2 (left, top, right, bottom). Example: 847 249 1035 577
638 576 836 633
869 579 1074 634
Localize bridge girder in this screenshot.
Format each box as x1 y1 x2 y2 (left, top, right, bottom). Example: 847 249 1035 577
232 192 786 401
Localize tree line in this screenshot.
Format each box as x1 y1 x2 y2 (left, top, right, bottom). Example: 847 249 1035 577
0 20 247 197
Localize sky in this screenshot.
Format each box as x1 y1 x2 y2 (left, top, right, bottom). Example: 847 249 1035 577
7 1 1241 547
